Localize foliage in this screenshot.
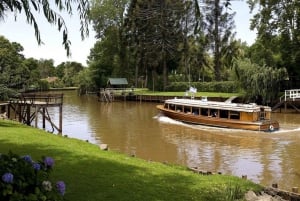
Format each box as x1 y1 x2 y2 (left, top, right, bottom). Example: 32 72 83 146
248 0 300 83
233 59 288 104
200 0 236 81
37 80 50 91
89 0 130 86
0 85 19 101
223 184 243 201
76 68 95 95
125 0 185 90
0 36 27 99
56 62 84 87
0 151 65 201
166 81 240 93
0 0 90 55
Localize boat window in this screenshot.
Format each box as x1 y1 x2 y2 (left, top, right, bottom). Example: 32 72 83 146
192 107 199 115
219 110 228 118
169 104 175 110
210 109 218 117
184 107 191 113
201 108 208 116
229 111 240 120
176 105 183 112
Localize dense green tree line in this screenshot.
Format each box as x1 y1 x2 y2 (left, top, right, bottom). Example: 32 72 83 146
0 0 297 104
0 36 85 100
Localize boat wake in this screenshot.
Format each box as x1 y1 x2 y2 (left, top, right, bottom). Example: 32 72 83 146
154 114 248 133
154 115 185 126
275 127 300 133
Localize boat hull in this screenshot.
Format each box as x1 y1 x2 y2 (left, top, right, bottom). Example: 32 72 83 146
156 105 279 132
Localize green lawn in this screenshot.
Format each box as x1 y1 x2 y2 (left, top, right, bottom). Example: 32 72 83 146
0 120 262 201
134 89 242 98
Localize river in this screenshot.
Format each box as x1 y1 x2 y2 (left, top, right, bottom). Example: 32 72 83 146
44 90 300 191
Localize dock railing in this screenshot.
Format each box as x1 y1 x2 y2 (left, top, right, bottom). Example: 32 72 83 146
283 89 300 101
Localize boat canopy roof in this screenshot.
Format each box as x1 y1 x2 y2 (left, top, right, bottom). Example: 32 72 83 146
164 98 272 112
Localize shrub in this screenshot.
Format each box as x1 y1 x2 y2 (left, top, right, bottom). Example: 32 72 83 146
0 152 65 201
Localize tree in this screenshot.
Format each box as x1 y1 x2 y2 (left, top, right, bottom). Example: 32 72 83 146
0 0 90 55
233 59 288 104
201 0 236 81
58 61 84 87
37 59 55 79
248 0 300 87
89 0 129 79
125 0 184 90
0 36 27 99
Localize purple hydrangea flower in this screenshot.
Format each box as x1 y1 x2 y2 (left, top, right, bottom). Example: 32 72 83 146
33 162 41 171
56 181 66 195
2 173 13 184
44 157 54 168
22 155 32 163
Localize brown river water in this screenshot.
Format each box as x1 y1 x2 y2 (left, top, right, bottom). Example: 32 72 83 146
44 90 300 191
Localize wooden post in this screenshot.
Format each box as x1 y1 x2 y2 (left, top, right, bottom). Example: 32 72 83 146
35 106 39 128
42 107 46 129
284 101 287 112
26 105 30 125
7 104 10 119
58 104 62 134
18 105 22 122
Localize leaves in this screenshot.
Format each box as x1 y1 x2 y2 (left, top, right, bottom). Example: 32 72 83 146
234 59 287 104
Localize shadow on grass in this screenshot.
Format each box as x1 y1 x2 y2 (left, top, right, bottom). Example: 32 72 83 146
0 137 227 201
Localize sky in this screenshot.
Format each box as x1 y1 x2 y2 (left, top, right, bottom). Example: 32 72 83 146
0 1 256 66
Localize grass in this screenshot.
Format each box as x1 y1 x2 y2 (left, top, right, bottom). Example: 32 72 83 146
133 88 242 98
0 120 262 201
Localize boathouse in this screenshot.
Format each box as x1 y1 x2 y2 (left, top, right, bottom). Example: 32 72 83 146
107 78 128 88
99 78 130 102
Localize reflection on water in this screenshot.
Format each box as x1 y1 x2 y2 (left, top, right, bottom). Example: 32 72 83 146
42 90 300 191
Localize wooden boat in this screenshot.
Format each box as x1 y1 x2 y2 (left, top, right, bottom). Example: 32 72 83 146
156 97 279 132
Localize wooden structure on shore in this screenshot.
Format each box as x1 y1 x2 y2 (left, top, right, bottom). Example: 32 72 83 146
7 93 63 134
272 89 300 112
98 88 135 102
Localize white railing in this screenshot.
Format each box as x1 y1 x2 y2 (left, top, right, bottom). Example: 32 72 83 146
284 89 300 101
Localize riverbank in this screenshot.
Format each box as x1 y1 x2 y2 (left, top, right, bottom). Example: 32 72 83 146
0 119 262 201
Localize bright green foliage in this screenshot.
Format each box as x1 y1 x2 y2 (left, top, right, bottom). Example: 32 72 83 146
89 0 130 86
0 36 26 99
248 0 300 84
55 62 84 87
233 59 288 104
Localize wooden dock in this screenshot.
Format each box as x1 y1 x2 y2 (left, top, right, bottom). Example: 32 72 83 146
6 93 64 133
272 89 300 112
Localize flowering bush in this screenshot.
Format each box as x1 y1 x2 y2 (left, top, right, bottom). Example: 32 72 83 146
0 152 66 201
